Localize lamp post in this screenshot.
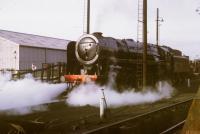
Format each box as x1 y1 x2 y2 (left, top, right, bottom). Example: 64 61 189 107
156 8 163 84
156 8 164 47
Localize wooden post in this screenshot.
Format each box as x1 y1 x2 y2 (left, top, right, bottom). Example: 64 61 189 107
33 70 36 77
63 63 65 75
47 64 50 82
41 68 44 81
156 8 159 47
17 71 20 79
143 0 148 89
63 63 67 75
61 62 64 75
51 63 54 82
58 62 61 83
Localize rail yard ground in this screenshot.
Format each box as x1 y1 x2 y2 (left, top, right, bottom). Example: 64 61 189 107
0 78 199 134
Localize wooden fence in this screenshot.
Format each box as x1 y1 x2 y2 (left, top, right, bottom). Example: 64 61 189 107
0 62 67 83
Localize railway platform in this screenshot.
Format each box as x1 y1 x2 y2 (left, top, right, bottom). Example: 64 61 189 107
182 89 200 134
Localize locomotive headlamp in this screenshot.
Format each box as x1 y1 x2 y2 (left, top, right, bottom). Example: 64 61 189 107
75 34 99 65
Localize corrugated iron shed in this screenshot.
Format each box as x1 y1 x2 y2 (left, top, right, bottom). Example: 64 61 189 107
0 29 70 50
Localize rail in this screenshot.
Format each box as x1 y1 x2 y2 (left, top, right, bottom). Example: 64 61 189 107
84 98 193 134
160 120 185 134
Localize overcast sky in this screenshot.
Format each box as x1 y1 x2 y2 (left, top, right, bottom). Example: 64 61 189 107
0 0 200 59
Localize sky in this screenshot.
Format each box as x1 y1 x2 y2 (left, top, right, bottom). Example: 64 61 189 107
0 0 200 59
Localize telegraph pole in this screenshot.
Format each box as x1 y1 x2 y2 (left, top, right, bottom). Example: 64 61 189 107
143 0 148 88
156 8 161 82
156 8 159 47
156 8 163 47
86 0 90 34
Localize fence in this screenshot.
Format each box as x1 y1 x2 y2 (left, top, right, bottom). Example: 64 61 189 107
0 62 67 83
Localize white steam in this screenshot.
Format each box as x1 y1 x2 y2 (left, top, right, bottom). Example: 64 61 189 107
67 81 174 107
0 72 67 114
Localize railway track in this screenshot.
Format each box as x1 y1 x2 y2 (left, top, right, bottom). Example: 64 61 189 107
160 120 185 134
83 98 193 134
0 94 194 134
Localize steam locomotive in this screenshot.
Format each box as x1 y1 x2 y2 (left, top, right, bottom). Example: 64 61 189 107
65 32 190 89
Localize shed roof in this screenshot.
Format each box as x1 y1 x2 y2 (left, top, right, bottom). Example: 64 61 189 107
0 30 70 50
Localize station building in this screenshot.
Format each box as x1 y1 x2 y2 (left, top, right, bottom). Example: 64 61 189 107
0 30 69 70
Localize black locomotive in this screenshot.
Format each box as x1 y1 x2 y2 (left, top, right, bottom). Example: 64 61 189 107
66 32 190 89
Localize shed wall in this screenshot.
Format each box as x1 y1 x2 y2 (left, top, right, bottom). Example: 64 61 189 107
19 47 45 70
0 37 19 70
46 49 66 64
19 46 67 70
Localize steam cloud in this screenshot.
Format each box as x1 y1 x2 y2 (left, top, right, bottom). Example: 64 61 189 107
67 82 174 107
0 72 67 114
67 71 174 107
